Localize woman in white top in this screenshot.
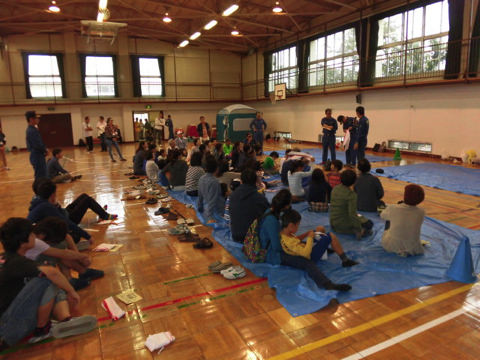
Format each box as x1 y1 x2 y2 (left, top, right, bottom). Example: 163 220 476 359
96 116 107 152
287 160 314 203
381 184 425 256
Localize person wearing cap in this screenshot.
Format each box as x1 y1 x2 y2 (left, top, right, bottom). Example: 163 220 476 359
381 184 426 256
174 130 187 150
25 111 48 179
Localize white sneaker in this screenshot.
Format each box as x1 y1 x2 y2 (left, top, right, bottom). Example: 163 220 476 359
221 266 246 279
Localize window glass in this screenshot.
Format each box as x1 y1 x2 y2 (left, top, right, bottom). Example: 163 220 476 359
138 57 162 96
84 56 115 97
27 54 63 98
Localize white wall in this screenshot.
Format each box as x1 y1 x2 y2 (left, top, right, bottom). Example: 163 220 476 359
247 82 480 157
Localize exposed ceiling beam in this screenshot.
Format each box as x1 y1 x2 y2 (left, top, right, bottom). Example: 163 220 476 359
323 0 358 10
279 1 302 31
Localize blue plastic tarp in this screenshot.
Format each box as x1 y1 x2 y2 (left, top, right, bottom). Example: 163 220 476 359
168 190 480 317
274 148 391 163
374 163 480 197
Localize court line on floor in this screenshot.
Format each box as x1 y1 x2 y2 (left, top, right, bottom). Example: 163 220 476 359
341 308 466 359
267 282 476 360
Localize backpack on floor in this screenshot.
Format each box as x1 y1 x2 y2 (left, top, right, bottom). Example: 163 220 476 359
242 212 270 263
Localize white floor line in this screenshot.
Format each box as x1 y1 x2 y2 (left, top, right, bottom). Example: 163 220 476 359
342 308 465 360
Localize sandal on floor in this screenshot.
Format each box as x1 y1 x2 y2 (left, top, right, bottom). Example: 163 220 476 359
166 212 178 221
145 198 158 205
193 238 213 249
210 262 232 273
178 233 200 242
154 207 170 216
177 218 186 225
208 261 222 271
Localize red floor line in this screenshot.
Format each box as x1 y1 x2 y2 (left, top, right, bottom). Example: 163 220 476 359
97 277 267 322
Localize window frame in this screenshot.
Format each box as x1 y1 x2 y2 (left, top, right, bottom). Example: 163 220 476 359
267 45 298 93
131 55 165 98
375 0 449 80
80 54 118 98
22 52 66 99
307 26 359 88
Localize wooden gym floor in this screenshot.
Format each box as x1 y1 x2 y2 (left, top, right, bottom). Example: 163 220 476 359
0 142 479 360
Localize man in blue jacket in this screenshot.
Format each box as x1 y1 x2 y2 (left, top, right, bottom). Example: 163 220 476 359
229 168 269 243
355 106 370 162
250 112 267 155
321 108 337 163
26 111 48 179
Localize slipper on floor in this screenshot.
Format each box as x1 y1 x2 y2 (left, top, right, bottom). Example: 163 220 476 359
177 219 186 225
166 212 178 221
208 261 221 271
193 238 213 249
154 207 170 216
186 218 195 226
221 266 246 280
145 198 158 205
210 262 232 273
51 316 97 339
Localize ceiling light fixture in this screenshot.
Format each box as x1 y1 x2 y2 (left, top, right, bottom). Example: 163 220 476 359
96 11 105 22
98 0 108 10
179 40 189 47
163 13 172 23
49 0 60 12
222 4 239 16
272 1 283 13
204 20 218 30
189 32 201 40
231 29 240 36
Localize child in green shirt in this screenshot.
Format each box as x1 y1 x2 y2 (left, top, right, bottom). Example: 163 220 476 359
262 151 280 175
223 139 233 158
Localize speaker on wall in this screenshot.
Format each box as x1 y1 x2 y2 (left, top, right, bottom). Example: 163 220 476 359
356 93 362 104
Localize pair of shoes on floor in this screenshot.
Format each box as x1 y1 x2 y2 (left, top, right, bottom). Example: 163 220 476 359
177 218 194 226
208 261 232 273
220 265 246 279
28 316 97 343
168 224 190 235
145 198 158 205
154 207 170 216
193 237 213 249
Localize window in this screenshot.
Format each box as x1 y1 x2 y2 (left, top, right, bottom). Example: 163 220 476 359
268 46 297 92
26 54 63 98
388 140 432 152
376 0 449 79
84 55 116 97
139 57 163 96
309 28 359 87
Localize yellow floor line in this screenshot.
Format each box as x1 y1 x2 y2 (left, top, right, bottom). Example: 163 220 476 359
267 283 475 360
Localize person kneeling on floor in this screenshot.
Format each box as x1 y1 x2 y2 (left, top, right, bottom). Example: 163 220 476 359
381 184 425 257
280 209 357 291
0 218 96 350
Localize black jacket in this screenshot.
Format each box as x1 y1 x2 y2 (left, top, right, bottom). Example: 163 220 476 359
229 184 269 243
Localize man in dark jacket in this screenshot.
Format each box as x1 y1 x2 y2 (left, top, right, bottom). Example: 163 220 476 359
197 116 210 142
25 111 48 179
28 180 91 243
229 168 269 243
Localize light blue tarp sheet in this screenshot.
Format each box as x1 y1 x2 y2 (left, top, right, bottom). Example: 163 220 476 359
374 163 480 197
275 148 391 163
168 190 480 317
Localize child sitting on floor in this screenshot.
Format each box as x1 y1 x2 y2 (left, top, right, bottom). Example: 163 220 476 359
47 149 81 184
280 209 357 291
355 159 384 212
381 184 426 256
262 151 280 175
287 160 313 203
198 156 225 223
329 170 373 239
326 159 343 189
307 169 332 212
145 151 159 183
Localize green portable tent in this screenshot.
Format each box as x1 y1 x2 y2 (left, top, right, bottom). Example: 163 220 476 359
216 104 258 142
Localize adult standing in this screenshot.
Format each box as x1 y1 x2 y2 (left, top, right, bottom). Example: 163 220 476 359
337 115 358 166
25 111 48 179
321 108 337 164
355 106 369 162
134 118 141 141
250 112 267 155
83 116 94 152
165 114 174 140
0 124 8 170
104 118 126 162
154 112 165 144
197 116 210 143
96 116 107 152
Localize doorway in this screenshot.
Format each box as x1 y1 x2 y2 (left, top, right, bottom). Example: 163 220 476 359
38 113 74 148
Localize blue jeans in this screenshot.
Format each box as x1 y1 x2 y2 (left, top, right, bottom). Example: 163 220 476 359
253 131 264 151
322 134 336 163
105 138 124 160
357 138 367 162
30 153 47 179
281 252 330 288
0 278 53 346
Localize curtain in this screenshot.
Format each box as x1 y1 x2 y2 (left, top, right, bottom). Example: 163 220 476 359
79 54 87 97
263 52 272 98
296 39 310 93
444 0 465 79
158 56 166 97
22 52 32 99
112 55 119 97
130 55 141 97
356 18 378 87
468 1 480 77
56 54 67 98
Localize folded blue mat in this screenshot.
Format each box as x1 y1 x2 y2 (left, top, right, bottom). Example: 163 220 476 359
374 163 480 197
275 148 391 163
169 190 480 317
